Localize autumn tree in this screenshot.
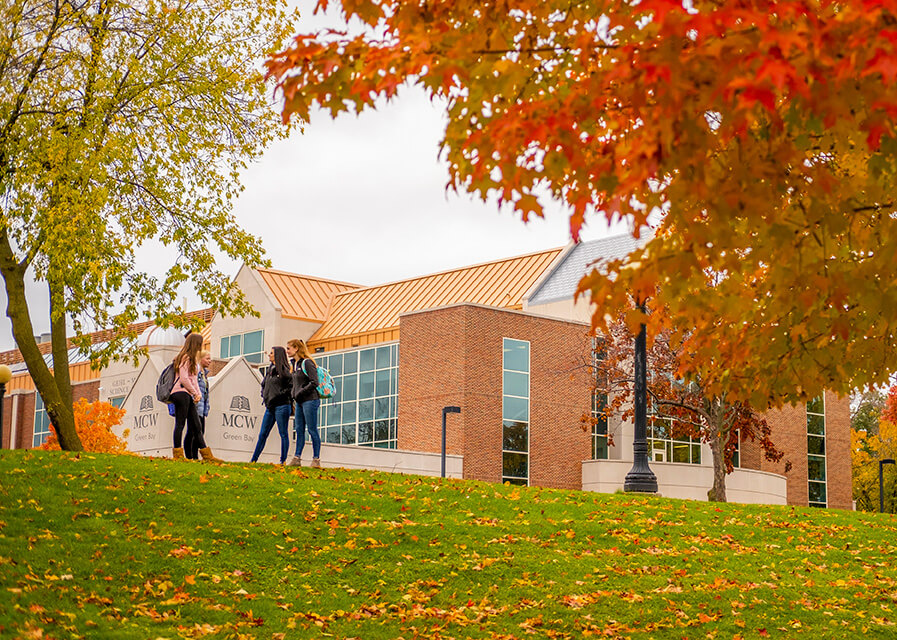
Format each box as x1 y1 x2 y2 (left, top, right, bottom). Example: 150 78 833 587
851 387 887 438
269 0 897 407
1 0 296 450
40 399 128 455
596 316 785 502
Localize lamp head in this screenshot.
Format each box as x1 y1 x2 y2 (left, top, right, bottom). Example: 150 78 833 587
0 364 11 385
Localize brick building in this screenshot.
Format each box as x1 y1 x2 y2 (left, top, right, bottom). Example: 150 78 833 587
0 235 851 508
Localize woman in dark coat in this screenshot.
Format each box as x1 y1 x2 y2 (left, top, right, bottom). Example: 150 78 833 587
250 346 292 464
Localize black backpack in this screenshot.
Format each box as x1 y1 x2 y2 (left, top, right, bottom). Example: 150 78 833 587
155 364 178 402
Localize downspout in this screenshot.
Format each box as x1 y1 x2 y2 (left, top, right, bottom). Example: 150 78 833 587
9 392 20 449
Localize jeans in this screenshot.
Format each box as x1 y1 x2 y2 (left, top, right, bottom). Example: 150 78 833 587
294 398 321 459
251 403 291 463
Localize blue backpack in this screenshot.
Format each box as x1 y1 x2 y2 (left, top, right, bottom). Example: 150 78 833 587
302 360 336 399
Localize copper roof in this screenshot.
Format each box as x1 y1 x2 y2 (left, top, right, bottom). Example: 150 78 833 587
256 268 360 322
0 308 214 366
0 308 215 389
308 248 563 350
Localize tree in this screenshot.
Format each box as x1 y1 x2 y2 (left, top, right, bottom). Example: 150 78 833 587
852 419 897 513
268 0 897 406
2 0 296 449
595 316 785 502
851 387 886 438
40 399 128 454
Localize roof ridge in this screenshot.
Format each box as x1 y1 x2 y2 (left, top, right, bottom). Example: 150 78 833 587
256 267 362 289
327 246 565 299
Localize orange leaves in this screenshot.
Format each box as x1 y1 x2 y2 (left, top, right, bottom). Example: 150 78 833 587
269 1 897 403
40 399 127 454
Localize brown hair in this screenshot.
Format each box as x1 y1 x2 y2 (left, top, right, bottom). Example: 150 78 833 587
173 333 203 375
289 338 315 365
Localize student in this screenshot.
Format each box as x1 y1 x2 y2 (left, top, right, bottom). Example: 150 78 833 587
250 346 292 464
286 338 321 468
171 334 219 461
185 350 211 460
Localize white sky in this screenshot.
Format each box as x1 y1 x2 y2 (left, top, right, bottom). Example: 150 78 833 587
0 2 625 352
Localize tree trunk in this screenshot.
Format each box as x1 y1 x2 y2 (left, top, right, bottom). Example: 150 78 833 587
0 232 82 451
48 272 72 404
707 433 727 502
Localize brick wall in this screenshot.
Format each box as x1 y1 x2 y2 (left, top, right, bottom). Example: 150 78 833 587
823 391 852 510
1 380 100 450
749 391 852 510
398 304 592 490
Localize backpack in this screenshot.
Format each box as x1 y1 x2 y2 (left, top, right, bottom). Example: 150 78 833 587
302 359 336 399
155 364 179 402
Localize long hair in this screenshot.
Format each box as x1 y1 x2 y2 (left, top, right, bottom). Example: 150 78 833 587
290 338 315 365
271 346 290 377
173 333 203 375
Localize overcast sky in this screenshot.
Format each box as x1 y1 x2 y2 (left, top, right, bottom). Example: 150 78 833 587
0 2 625 352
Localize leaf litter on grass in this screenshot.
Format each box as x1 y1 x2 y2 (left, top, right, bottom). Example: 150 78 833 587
2 450 897 638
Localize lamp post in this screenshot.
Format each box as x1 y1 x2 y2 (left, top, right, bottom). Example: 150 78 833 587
441 406 461 478
0 365 11 449
623 303 658 493
880 459 895 513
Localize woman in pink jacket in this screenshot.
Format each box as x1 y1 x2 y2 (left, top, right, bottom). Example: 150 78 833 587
170 333 219 461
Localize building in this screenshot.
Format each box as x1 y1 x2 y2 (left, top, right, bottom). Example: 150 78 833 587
0 235 851 508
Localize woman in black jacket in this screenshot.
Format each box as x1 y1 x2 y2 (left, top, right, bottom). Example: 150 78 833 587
250 346 292 464
286 338 322 468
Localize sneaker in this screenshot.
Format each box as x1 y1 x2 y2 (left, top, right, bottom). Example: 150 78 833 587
287 456 302 467
311 458 321 468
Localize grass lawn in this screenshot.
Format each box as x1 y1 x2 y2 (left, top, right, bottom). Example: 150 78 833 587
1 450 896 639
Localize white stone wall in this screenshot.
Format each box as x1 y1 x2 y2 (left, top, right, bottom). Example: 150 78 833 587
582 458 788 505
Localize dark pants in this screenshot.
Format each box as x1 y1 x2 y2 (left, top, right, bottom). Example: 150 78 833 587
171 391 206 451
184 416 206 459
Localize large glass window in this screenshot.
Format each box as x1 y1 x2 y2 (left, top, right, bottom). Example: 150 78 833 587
592 346 609 460
502 338 530 485
807 396 827 508
314 343 398 449
646 412 702 465
33 394 52 448
219 330 265 364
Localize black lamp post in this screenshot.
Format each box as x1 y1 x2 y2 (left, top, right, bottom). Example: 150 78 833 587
880 459 895 513
0 365 10 449
441 406 461 478
623 303 658 493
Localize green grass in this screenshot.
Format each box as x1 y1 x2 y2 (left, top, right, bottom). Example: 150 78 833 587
2 451 896 639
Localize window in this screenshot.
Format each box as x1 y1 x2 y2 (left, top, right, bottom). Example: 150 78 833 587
502 338 530 485
646 411 701 465
315 343 399 449
807 396 827 508
109 396 125 409
730 430 741 469
592 345 609 460
33 394 52 448
220 330 264 364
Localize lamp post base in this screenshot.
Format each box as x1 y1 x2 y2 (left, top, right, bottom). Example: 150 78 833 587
623 455 658 493
623 471 659 493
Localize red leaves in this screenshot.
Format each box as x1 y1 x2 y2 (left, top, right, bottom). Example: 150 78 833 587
268 0 897 403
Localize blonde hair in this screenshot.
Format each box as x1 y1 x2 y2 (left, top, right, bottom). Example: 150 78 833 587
288 338 315 365
199 350 211 359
